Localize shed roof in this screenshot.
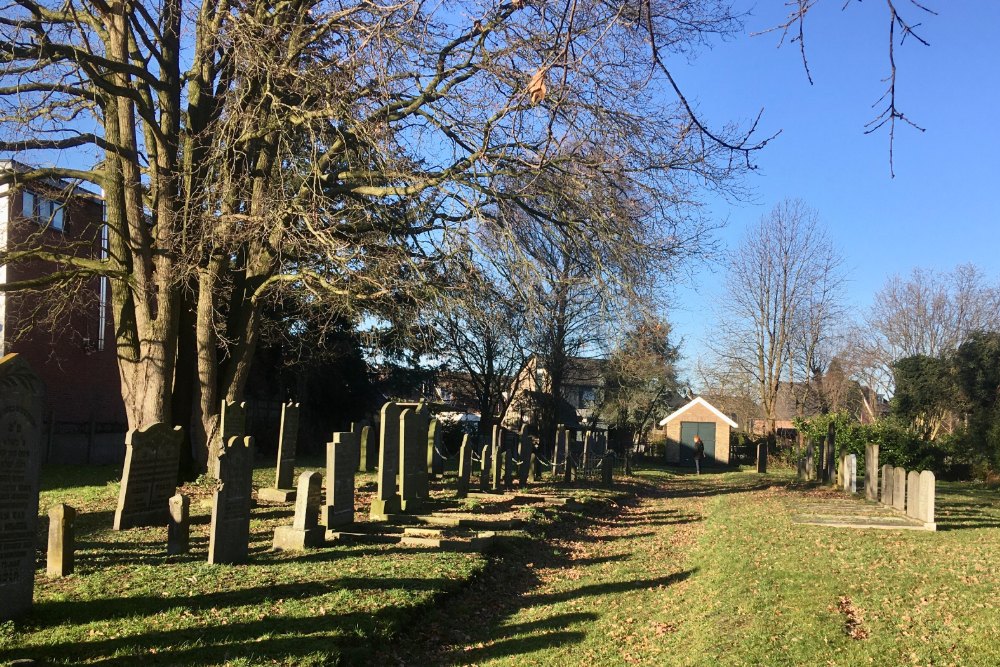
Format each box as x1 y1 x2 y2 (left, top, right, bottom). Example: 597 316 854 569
657 396 738 428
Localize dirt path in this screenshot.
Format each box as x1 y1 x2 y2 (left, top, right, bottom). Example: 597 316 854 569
384 471 763 666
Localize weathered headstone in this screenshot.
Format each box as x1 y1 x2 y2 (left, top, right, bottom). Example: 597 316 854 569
581 431 591 471
805 439 815 480
817 437 827 483
504 434 515 491
259 401 300 503
490 425 503 491
847 454 857 494
906 470 921 519
825 422 837 484
917 470 936 528
211 399 246 478
892 467 907 512
399 408 421 512
113 422 183 530
324 431 357 526
517 427 532 487
0 353 44 620
456 435 472 498
371 402 403 519
881 464 894 506
358 424 374 472
46 503 75 578
865 444 880 501
756 441 767 474
428 418 445 478
208 436 255 564
601 451 615 487
413 403 431 499
274 471 324 550
838 452 847 488
528 452 539 484
167 493 190 555
551 428 564 477
479 441 491 492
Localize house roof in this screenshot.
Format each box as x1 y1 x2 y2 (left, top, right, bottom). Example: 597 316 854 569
658 396 738 428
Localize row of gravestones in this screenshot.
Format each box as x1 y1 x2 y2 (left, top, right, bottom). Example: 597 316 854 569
879 463 936 529
550 427 610 478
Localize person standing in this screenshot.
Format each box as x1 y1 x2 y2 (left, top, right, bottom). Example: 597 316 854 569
693 435 705 475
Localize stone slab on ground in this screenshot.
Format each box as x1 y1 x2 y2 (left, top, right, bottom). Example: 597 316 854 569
791 497 935 531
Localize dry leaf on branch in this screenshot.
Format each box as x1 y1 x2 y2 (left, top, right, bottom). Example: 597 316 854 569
527 69 547 105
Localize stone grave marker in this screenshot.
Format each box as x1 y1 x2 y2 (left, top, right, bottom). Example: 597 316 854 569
601 451 615 487
211 399 246 478
865 444 880 501
892 467 906 512
274 471 324 550
324 431 357 527
504 431 515 491
456 435 471 498
805 439 815 480
428 418 445 478
847 454 857 493
906 470 921 520
517 426 531 486
168 493 190 555
259 401 300 503
479 441 491 492
208 436 255 565
917 470 936 528
0 353 44 620
113 422 183 530
413 403 431 499
581 431 591 471
881 464 894 506
399 408 422 512
490 425 503 491
370 402 403 519
756 441 768 474
46 503 75 578
358 424 373 472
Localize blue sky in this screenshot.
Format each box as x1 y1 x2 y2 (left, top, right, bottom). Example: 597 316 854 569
662 1 1000 379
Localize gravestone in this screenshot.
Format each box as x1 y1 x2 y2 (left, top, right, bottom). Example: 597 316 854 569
259 401 300 503
211 399 246 478
413 403 431 499
208 436 255 564
581 431 591 471
881 464 894 506
358 424 374 472
456 435 472 498
371 402 403 519
917 470 936 528
797 456 807 481
756 441 767 474
399 408 422 512
838 452 847 488
504 432 515 491
847 454 857 494
601 451 615 487
906 470 921 519
274 471 324 550
517 427 532 486
490 425 503 491
46 503 75 578
428 419 445 478
324 431 357 526
892 467 907 512
0 353 44 620
865 444 880 501
816 437 827 483
167 493 190 555
825 422 837 484
805 439 815 480
479 442 491 492
113 422 183 530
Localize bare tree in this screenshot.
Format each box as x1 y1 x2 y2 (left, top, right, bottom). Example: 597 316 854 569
710 199 845 433
845 263 1000 411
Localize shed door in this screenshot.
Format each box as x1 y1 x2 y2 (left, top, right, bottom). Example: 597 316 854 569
679 422 716 466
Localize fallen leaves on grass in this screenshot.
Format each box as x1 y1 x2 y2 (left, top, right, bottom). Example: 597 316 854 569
837 595 870 640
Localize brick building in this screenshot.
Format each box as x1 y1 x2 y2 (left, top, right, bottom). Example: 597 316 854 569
0 161 126 462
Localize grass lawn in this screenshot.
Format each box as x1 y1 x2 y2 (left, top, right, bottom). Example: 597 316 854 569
3 464 999 666
2 461 622 666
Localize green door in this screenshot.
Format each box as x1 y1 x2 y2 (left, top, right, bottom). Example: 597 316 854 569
679 422 716 466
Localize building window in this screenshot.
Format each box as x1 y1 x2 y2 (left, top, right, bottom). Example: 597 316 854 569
22 190 66 232
581 387 596 406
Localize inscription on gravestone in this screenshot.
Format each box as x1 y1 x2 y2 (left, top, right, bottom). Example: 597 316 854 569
0 354 44 620
370 402 402 519
113 423 183 530
208 436 255 565
325 431 357 526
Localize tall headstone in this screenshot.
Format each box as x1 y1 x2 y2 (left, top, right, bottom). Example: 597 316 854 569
456 435 472 498
756 441 768 474
211 399 246 478
892 467 907 512
838 452 847 488
46 503 75 578
259 401 300 503
865 444 880 501
370 402 403 519
0 354 44 620
805 439 815 480
490 425 503 491
551 428 564 477
113 422 183 529
817 437 827 483
324 431 357 526
917 470 936 528
167 493 190 555
399 408 421 512
358 424 374 472
428 418 445 478
517 426 532 486
504 433 515 491
906 470 921 519
826 422 837 485
413 403 431 499
208 436 255 565
847 454 857 494
581 431 591 471
601 451 615 487
274 471 324 550
881 464 894 506
478 441 491 492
